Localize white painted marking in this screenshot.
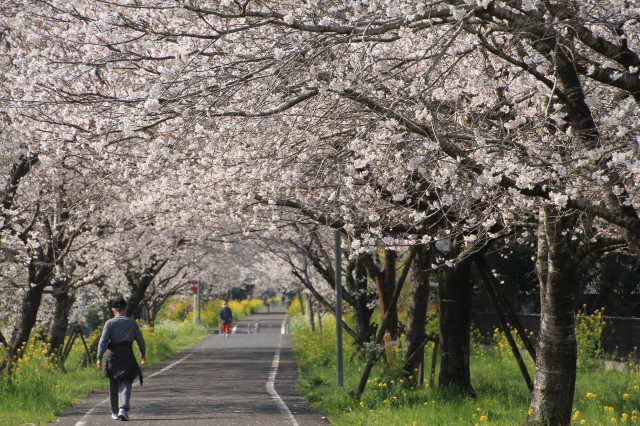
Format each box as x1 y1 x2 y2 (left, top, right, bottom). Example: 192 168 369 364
146 353 192 379
74 354 192 426
281 322 287 334
266 335 298 426
232 324 238 334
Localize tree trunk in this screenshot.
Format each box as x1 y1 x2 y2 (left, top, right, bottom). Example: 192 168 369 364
384 250 398 338
126 258 167 319
404 245 430 381
47 283 76 356
527 206 577 425
438 258 474 395
7 258 53 363
362 250 398 339
348 256 375 351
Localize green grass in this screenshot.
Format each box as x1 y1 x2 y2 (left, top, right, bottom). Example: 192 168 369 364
291 315 640 425
0 320 209 425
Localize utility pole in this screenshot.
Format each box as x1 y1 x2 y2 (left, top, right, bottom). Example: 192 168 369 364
335 229 343 387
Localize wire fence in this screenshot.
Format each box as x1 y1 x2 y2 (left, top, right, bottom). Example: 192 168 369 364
472 313 640 359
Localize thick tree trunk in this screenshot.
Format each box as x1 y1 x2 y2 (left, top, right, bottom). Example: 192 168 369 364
404 245 431 381
438 258 474 395
47 284 76 356
527 206 577 425
7 258 53 363
9 284 46 355
126 258 167 319
348 257 374 351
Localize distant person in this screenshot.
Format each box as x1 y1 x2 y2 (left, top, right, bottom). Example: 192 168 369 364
218 301 233 337
96 297 146 421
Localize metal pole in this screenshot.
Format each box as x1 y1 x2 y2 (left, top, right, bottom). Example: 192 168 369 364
197 281 201 325
335 229 343 387
193 289 197 325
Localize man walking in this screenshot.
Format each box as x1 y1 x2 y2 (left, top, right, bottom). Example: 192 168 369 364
97 297 146 421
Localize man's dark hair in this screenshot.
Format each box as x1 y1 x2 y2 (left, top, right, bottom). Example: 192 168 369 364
112 296 127 310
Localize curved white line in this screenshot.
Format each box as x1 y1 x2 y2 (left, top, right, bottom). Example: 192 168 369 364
74 354 192 426
266 332 298 426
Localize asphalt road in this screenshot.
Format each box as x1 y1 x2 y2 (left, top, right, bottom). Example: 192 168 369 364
52 307 329 425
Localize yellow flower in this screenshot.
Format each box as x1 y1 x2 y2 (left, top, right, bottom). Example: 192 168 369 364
586 392 598 399
423 402 428 406
580 420 586 424
604 406 615 412
622 393 630 400
359 401 364 407
479 415 488 421
573 410 580 420
529 409 535 416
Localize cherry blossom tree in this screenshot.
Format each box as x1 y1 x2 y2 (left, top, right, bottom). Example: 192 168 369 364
3 1 640 423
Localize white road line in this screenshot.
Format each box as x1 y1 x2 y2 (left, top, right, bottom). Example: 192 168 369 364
266 333 298 426
281 322 287 334
74 354 192 426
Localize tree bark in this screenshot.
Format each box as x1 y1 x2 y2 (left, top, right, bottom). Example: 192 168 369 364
346 255 375 351
47 283 76 356
404 245 431 381
527 206 577 425
361 250 398 338
125 258 168 319
438 258 474 395
7 257 53 363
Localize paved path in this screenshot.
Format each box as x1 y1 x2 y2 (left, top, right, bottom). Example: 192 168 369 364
53 307 329 425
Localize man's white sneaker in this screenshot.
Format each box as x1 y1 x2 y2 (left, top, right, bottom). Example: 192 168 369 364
111 413 120 420
118 408 129 421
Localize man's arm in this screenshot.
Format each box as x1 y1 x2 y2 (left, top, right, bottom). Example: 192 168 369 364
96 321 110 369
134 321 147 364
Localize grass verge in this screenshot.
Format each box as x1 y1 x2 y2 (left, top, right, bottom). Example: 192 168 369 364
291 315 640 425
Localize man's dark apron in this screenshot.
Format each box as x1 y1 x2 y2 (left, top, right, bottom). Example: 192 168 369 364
104 341 143 385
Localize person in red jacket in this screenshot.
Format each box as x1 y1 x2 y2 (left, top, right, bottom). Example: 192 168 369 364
218 301 233 337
